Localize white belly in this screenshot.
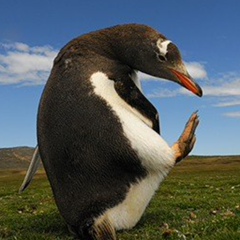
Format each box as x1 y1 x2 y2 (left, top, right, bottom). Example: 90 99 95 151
106 173 164 230
90 72 175 229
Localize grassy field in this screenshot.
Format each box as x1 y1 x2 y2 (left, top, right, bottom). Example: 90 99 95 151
0 156 240 239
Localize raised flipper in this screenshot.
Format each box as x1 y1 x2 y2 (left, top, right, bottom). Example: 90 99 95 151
19 146 41 193
172 112 199 163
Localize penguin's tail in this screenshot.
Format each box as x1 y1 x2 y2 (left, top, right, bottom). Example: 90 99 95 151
68 215 117 240
19 146 41 193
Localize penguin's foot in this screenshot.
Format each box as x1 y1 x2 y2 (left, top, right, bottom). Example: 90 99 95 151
172 112 199 163
93 216 117 240
68 215 117 240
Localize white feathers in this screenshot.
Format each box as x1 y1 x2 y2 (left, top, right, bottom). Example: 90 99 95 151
157 39 171 56
90 71 175 229
106 173 165 230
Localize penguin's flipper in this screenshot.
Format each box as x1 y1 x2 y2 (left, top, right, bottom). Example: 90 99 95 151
172 112 199 163
19 146 41 193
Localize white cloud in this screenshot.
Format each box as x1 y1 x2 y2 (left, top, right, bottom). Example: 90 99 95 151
203 78 240 97
201 74 240 119
0 42 57 85
223 111 240 119
214 100 240 107
185 62 207 79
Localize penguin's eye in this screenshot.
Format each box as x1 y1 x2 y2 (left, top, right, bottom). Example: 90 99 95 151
157 54 167 62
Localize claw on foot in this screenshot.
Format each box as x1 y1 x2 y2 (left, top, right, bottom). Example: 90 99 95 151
172 112 199 163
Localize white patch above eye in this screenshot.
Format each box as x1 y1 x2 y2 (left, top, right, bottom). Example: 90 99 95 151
157 39 171 56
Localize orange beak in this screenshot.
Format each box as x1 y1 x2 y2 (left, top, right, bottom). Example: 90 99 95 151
171 69 203 97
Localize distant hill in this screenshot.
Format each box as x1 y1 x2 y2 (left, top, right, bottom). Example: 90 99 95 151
0 147 239 170
0 147 43 170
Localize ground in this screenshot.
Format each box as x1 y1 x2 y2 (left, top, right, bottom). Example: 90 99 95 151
0 156 240 239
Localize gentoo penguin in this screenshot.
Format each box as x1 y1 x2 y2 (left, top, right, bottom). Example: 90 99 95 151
35 24 202 239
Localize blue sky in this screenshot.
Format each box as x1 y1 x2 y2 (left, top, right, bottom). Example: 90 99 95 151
0 0 240 155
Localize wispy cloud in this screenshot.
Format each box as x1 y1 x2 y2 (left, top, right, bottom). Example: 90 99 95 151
223 111 240 119
203 78 240 97
0 42 57 85
214 100 240 108
201 74 240 118
185 61 207 79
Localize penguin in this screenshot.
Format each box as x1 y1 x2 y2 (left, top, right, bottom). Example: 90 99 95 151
30 24 202 239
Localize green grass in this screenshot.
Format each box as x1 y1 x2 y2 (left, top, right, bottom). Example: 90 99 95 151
0 157 240 239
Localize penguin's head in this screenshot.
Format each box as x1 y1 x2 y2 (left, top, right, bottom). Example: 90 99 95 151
139 37 203 97
111 24 203 97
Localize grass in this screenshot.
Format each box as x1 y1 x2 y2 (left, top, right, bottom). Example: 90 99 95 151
0 156 240 239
